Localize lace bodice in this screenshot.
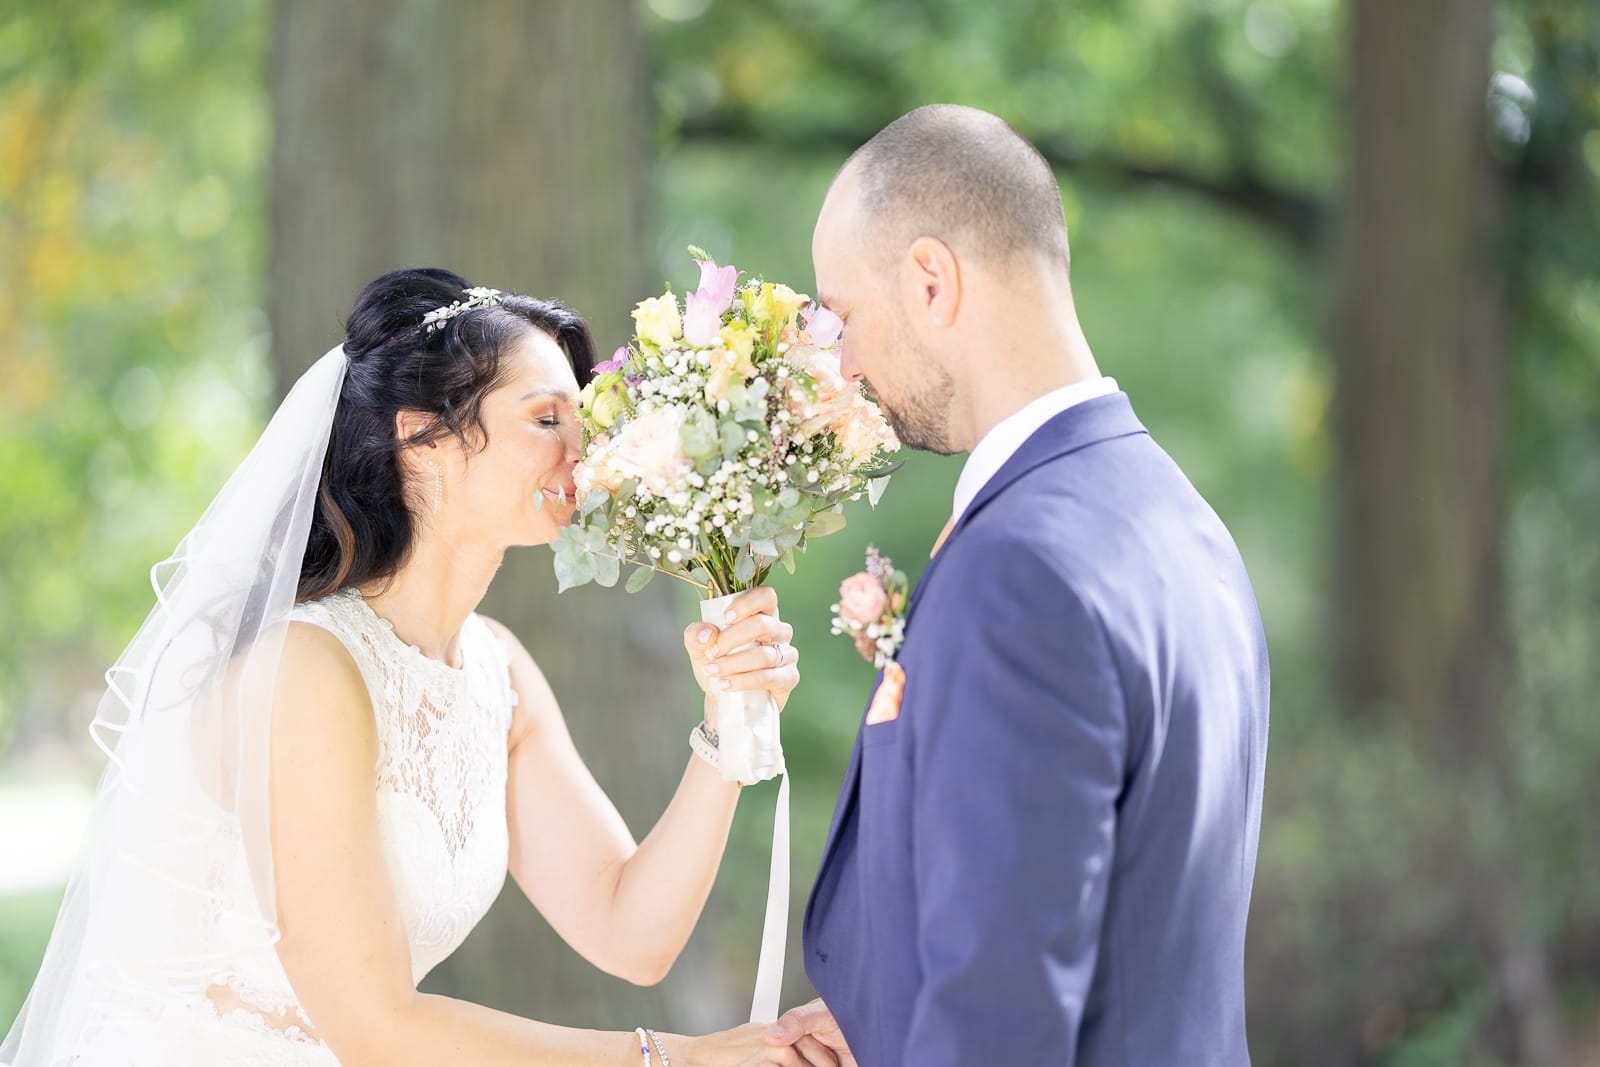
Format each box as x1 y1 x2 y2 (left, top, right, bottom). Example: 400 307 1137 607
287 589 515 983
71 589 517 1065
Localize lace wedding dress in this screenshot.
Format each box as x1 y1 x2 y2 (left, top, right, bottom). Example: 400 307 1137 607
69 588 517 1066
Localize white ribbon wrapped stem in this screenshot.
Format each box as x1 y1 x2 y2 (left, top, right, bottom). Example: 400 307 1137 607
699 592 788 1024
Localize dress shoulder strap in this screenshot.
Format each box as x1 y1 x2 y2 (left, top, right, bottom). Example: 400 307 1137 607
287 589 388 715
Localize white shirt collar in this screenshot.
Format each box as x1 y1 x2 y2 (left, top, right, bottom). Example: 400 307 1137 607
950 376 1120 525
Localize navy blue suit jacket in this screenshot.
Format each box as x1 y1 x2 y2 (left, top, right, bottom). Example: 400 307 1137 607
802 393 1270 1066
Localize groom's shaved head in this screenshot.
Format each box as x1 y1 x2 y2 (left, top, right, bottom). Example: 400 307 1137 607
838 105 1071 273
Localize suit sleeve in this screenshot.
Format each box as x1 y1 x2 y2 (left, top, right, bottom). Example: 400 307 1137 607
903 537 1127 1067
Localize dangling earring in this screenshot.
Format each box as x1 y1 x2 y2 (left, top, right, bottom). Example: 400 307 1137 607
430 460 443 515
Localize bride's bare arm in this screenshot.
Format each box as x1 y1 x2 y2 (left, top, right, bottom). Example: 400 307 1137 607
486 587 797 987
268 622 765 1066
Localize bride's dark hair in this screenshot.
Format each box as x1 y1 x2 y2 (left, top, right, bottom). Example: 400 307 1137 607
297 268 597 602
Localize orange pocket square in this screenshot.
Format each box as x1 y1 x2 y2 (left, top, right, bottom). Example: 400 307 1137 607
865 661 907 725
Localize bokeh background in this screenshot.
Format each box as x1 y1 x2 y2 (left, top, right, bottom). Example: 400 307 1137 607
2 1 1597 1063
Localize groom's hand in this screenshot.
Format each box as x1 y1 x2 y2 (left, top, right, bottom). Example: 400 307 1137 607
765 999 855 1066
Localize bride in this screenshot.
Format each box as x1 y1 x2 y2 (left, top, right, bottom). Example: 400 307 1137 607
0 269 839 1066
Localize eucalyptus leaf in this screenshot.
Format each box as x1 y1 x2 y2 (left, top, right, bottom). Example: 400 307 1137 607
625 565 656 592
554 546 597 593
855 458 907 479
733 381 769 422
594 551 621 588
734 547 757 584
682 406 719 459
807 509 848 538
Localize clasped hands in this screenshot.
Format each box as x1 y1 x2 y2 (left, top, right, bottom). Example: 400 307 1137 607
684 998 852 1066
751 999 855 1066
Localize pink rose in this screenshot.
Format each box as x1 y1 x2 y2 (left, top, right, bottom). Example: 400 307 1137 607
838 572 889 627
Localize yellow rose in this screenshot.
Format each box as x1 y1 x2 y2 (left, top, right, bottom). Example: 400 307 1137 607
769 283 810 325
590 386 627 431
632 293 682 348
748 282 789 325
721 322 756 362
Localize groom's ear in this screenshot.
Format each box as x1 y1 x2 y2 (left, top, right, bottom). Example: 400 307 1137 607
906 235 962 329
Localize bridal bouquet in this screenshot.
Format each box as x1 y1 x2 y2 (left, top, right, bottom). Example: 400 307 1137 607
550 248 899 1025
552 247 900 598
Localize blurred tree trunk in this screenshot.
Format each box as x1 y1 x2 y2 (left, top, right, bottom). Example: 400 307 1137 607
1334 1 1563 1062
1334 0 1505 750
268 0 736 1033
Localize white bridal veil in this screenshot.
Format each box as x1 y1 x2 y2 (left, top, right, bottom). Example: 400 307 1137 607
1 346 347 1065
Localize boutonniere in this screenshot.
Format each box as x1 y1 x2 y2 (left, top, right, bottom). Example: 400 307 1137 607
830 546 908 669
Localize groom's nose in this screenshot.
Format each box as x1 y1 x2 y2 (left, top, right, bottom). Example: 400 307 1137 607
839 341 865 383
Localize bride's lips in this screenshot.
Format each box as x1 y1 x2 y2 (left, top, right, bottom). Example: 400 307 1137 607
542 483 578 503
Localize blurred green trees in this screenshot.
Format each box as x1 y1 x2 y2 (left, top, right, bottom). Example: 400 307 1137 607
2 0 1597 1062
0 0 270 743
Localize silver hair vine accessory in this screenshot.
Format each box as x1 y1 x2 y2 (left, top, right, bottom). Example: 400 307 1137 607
421 286 505 334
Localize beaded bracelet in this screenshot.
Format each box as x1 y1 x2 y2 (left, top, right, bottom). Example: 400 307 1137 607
647 1029 673 1067
634 1026 653 1066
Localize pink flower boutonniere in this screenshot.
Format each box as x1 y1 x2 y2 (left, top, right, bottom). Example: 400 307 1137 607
830 546 908 669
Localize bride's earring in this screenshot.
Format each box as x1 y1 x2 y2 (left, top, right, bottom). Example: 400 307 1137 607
430 460 443 515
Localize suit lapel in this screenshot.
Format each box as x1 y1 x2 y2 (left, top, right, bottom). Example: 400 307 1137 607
916 392 1147 603
808 393 1148 925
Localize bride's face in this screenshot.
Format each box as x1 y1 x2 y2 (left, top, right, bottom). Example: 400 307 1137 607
433 327 582 548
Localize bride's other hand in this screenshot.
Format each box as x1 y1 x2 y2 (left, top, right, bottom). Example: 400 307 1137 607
682 586 801 714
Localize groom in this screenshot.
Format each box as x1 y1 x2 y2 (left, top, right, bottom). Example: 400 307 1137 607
765 106 1270 1066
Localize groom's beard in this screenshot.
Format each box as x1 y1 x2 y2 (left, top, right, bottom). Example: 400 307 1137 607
871 326 958 455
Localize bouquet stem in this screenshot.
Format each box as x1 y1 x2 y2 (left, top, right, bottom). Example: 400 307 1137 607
700 591 785 784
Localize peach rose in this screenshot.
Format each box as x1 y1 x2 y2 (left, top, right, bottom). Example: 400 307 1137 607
785 344 857 436
582 407 691 498
837 395 900 462
837 572 889 627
